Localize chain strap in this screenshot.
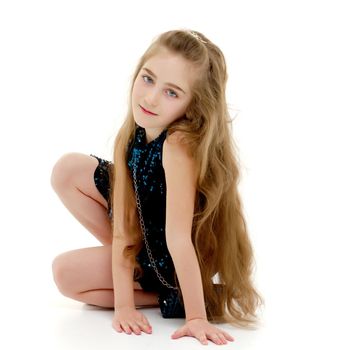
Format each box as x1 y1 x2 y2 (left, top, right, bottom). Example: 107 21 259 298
132 164 178 290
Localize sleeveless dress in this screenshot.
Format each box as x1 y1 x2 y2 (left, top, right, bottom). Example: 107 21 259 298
126 125 179 294
90 125 177 293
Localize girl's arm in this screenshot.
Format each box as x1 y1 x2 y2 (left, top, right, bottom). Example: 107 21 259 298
163 136 206 320
167 239 207 320
112 235 135 309
111 234 154 335
163 135 235 345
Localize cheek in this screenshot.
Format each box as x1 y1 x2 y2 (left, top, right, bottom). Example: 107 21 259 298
167 104 187 120
173 102 188 116
132 80 142 99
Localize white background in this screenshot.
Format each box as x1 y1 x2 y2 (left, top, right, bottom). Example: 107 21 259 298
1 0 349 349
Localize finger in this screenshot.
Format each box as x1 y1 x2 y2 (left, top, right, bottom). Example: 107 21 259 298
217 333 227 344
138 321 152 333
223 331 235 341
208 333 222 345
198 333 208 345
112 321 122 333
141 315 150 325
129 323 142 335
140 317 152 332
120 322 132 334
172 328 186 339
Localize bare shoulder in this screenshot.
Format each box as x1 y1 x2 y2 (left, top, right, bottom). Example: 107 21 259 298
163 131 190 165
162 131 198 244
162 131 198 181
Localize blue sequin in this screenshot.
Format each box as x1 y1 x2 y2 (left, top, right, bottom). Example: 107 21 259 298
91 126 178 294
126 126 178 292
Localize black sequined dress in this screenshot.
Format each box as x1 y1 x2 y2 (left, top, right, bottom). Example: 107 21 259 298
90 124 190 317
126 125 178 293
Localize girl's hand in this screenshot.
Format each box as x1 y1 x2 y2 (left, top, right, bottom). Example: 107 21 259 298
171 318 235 345
112 306 153 335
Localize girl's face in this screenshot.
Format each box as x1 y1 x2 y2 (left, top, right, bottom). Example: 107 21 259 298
131 48 196 143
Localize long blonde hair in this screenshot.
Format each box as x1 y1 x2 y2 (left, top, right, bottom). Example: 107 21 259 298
110 29 264 328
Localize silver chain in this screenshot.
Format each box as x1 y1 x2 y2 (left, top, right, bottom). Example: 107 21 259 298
132 164 177 290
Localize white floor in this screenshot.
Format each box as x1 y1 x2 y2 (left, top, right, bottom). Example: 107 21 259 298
8 288 263 350
44 298 263 349
2 224 348 349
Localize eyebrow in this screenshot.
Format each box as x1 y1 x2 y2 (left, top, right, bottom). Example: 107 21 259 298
141 67 187 94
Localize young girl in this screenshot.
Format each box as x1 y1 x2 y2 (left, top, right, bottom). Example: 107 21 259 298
51 29 264 346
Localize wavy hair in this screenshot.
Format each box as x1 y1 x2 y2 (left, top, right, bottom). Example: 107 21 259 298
110 29 264 328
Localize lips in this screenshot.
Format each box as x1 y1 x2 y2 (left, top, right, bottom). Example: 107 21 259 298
140 104 157 116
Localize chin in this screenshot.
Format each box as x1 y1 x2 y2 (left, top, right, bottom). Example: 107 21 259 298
133 115 147 129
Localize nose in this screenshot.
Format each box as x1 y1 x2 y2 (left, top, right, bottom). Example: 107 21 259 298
145 88 160 107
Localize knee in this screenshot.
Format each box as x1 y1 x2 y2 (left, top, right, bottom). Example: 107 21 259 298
51 253 75 297
50 152 83 191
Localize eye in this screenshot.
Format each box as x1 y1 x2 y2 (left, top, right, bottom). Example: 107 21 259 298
142 75 153 84
167 89 178 98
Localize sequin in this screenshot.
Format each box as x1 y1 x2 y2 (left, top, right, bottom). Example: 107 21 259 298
90 154 113 220
127 126 178 292
90 125 178 294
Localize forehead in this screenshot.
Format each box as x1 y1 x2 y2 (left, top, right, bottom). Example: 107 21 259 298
142 50 196 92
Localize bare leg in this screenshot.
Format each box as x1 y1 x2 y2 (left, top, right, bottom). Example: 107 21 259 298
52 245 159 307
50 152 113 246
50 152 146 294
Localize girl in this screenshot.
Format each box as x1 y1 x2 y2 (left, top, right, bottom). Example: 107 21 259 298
51 29 264 346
